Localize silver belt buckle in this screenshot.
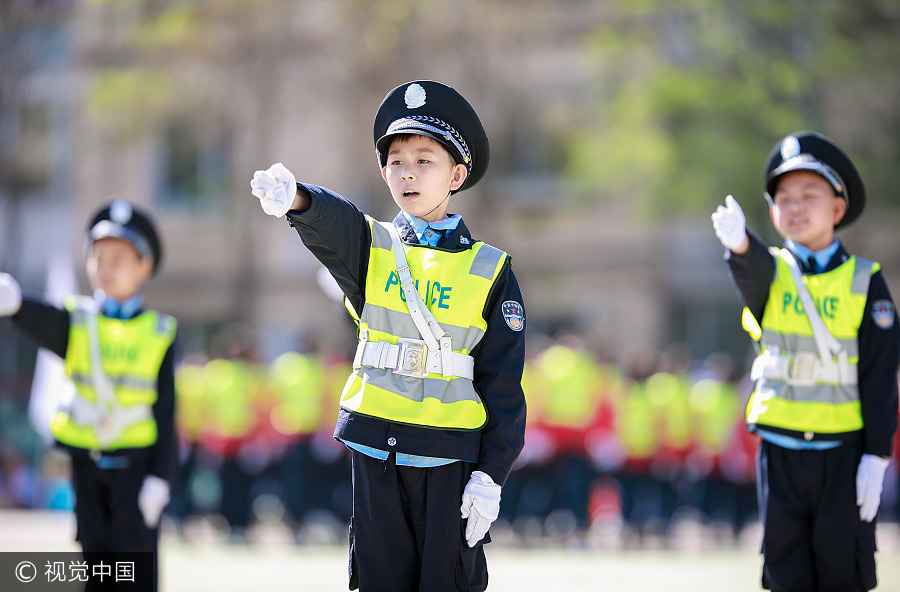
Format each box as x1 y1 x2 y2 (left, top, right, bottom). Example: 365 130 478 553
789 352 817 385
394 338 428 378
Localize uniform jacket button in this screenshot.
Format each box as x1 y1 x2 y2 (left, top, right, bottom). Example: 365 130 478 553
387 437 397 447
803 431 814 441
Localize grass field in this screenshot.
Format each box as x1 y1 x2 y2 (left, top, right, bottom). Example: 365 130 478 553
2 510 899 591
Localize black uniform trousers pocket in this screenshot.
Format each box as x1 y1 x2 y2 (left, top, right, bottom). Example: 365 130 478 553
348 516 359 591
455 520 489 592
856 519 877 591
349 450 489 592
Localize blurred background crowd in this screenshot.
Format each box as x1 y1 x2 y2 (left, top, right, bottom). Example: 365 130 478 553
3 331 900 549
2 0 900 550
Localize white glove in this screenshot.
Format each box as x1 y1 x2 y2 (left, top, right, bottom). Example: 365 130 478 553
460 470 501 547
856 454 890 522
711 194 747 251
0 273 22 317
138 475 170 528
250 162 297 217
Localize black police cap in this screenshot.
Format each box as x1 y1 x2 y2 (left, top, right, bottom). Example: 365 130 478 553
85 200 163 275
373 80 489 193
764 131 865 229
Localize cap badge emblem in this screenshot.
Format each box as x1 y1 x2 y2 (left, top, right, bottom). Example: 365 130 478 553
781 136 801 160
404 83 426 109
109 199 133 224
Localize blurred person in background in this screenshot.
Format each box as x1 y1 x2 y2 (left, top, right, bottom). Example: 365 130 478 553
643 343 694 537
199 334 264 543
265 349 327 538
686 352 744 539
250 80 527 592
616 345 665 544
0 200 179 592
169 353 209 536
529 334 604 539
712 131 900 592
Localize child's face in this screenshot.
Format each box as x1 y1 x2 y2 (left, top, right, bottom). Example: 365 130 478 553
86 237 153 301
381 135 467 222
769 170 847 251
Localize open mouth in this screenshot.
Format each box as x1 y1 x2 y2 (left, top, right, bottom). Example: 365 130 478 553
402 190 420 200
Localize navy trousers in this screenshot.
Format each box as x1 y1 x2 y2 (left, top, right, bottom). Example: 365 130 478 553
757 440 877 592
70 453 159 592
348 451 489 592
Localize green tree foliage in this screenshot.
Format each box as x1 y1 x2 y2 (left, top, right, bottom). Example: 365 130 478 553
567 0 900 226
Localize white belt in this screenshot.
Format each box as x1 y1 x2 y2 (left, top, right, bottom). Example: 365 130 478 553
750 349 857 386
355 338 474 380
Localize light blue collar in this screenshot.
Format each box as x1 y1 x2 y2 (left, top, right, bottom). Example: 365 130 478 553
402 212 461 246
94 290 143 320
786 239 840 273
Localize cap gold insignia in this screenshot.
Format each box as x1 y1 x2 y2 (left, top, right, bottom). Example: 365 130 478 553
404 84 426 109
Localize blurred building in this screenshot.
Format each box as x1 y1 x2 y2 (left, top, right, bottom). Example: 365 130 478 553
0 1 749 367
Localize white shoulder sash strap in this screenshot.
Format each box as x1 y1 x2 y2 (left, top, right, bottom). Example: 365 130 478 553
770 248 855 385
377 221 456 378
70 298 151 448
776 248 843 360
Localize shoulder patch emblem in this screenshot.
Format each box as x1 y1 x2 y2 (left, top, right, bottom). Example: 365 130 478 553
502 301 525 332
872 300 895 329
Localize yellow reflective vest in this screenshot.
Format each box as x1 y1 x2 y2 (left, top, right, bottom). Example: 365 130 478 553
340 217 508 430
53 297 176 450
744 251 876 437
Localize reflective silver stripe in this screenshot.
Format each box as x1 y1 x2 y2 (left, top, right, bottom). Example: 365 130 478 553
470 244 504 279
371 220 392 250
760 332 859 359
361 304 485 353
355 367 482 405
750 350 856 385
851 258 873 295
65 395 153 427
757 379 859 404
69 373 156 391
70 306 88 325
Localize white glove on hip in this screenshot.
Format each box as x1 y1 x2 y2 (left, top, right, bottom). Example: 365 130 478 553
460 470 501 547
250 162 297 217
711 195 747 251
856 454 890 522
138 475 170 528
0 273 22 317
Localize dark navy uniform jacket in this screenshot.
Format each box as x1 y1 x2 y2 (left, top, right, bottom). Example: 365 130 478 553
11 296 180 482
286 183 527 486
726 230 899 457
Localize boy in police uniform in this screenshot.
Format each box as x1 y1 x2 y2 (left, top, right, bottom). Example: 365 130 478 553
711 131 900 592
0 200 178 591
251 80 527 591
